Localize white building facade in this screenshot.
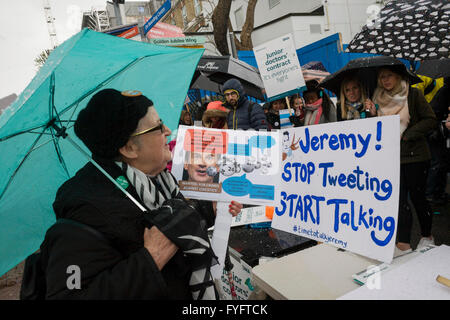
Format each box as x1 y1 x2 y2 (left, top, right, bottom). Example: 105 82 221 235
229 0 385 50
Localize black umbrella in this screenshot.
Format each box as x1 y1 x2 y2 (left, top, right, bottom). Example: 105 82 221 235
191 55 265 100
347 0 450 62
321 56 422 97
190 72 222 93
416 58 450 79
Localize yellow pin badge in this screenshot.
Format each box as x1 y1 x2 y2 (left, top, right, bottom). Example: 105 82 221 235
121 90 142 97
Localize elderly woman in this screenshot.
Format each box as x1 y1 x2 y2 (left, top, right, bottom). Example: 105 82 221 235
337 76 377 121
367 66 437 257
29 89 242 300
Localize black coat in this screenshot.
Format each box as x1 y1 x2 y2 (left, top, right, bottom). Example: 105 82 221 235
223 79 268 130
401 87 437 164
41 159 214 300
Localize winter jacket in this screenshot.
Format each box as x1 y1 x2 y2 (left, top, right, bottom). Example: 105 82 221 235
41 159 214 300
303 92 337 125
223 79 268 130
412 75 444 104
400 87 437 164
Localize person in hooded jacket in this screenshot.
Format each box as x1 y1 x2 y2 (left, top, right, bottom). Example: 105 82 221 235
222 78 268 130
202 100 229 129
31 89 242 300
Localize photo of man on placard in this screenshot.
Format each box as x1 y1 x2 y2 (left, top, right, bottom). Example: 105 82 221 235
179 151 223 194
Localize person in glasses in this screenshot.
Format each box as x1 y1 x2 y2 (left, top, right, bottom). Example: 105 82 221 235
222 78 268 130
31 89 241 300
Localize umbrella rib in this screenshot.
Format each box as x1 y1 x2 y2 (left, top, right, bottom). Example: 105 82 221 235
0 124 48 142
0 129 47 202
47 72 70 177
50 125 70 178
58 55 155 118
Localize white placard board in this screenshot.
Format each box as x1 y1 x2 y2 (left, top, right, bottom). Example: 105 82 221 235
253 33 305 100
338 245 450 300
171 126 281 206
271 116 400 263
231 206 272 227
279 109 294 129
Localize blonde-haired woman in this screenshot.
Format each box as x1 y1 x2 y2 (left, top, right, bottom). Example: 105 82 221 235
367 66 437 257
337 77 376 121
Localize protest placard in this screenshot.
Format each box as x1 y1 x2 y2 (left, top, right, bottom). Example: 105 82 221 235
271 116 400 263
171 126 281 206
279 109 294 129
253 33 305 101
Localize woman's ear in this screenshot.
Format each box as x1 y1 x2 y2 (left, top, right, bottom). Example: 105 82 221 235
119 139 139 159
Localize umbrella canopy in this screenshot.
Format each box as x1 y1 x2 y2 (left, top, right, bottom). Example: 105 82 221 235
416 58 450 79
302 61 328 72
0 28 203 276
347 0 450 61
301 61 330 84
192 55 265 100
321 56 422 97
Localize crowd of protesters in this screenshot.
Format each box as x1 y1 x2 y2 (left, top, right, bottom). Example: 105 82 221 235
179 66 449 259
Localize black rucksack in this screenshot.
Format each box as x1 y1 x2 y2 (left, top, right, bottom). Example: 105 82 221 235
19 219 108 300
19 250 46 300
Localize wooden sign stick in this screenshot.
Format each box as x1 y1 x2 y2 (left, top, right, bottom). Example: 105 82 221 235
285 97 292 116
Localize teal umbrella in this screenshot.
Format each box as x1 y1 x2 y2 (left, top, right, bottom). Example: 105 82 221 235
0 28 204 276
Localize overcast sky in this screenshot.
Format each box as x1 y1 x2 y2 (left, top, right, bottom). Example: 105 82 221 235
0 0 113 98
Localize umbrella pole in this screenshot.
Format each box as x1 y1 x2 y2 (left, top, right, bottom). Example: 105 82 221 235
59 131 148 213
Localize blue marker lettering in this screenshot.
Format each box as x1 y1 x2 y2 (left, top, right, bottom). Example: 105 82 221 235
299 128 310 153
370 217 395 246
319 162 334 187
326 198 348 233
282 163 291 182
355 133 371 158
275 192 287 216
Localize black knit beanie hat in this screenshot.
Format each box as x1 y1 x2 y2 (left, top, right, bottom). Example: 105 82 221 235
74 88 153 159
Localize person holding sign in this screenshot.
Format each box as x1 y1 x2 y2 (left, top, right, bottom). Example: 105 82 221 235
289 94 305 126
36 89 229 299
222 78 268 130
265 98 287 130
337 76 377 121
369 66 437 256
302 80 337 126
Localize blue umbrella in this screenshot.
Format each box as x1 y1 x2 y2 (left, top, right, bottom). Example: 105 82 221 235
0 28 204 276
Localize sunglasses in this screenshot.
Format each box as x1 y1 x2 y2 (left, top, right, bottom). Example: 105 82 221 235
131 120 165 137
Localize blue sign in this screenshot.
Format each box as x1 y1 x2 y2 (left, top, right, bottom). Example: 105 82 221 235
222 174 275 200
228 135 276 156
143 0 171 35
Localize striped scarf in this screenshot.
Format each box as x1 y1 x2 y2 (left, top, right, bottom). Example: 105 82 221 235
303 98 323 125
116 162 179 210
345 101 364 120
